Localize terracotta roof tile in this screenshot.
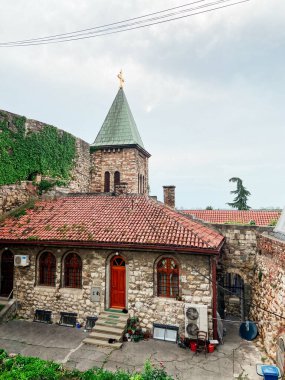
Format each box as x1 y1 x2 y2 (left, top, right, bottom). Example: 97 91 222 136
182 210 281 226
0 195 224 252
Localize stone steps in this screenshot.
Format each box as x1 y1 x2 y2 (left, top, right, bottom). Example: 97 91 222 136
83 338 122 349
83 309 129 348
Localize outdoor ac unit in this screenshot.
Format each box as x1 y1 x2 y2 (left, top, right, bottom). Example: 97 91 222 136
14 255 30 267
185 304 208 339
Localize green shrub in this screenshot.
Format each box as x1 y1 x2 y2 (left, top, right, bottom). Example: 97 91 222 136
0 351 174 380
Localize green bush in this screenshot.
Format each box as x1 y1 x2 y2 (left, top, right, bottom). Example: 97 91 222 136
0 351 174 380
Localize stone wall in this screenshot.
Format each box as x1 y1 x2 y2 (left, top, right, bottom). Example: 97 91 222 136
90 148 148 194
0 182 37 215
24 117 90 193
213 224 272 283
68 138 90 193
4 245 214 337
0 110 90 195
250 233 285 359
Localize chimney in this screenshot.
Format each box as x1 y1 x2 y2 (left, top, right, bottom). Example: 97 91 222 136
163 186 175 208
114 182 128 195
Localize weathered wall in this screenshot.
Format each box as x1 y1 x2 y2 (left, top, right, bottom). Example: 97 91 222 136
90 148 148 194
24 116 90 193
3 245 213 336
0 110 90 196
250 233 285 359
214 224 272 283
68 137 90 193
0 182 37 215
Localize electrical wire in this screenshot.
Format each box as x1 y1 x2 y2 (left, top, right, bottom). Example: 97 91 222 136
0 0 207 45
0 0 250 47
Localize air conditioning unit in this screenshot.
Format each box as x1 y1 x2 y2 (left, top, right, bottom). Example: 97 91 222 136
14 255 30 267
185 304 208 339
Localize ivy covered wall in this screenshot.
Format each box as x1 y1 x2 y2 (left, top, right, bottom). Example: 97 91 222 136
0 110 76 185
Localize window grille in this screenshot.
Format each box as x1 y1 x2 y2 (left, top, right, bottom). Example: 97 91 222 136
59 312 77 327
34 309 52 323
39 252 56 286
64 253 82 288
157 258 179 298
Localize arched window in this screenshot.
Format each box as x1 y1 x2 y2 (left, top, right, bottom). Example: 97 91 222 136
114 171 120 189
138 174 140 193
39 252 56 286
64 253 82 288
104 171 110 192
157 258 179 298
140 174 143 193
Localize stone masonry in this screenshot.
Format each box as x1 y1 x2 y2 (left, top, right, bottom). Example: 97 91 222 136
8 245 213 337
250 233 285 360
90 147 148 194
0 182 37 215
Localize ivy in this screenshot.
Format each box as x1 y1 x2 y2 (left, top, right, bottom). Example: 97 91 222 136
0 112 76 186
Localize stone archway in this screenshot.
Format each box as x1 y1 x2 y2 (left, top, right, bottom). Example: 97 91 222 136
217 269 251 321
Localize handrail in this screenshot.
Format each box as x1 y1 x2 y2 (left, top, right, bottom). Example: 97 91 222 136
7 289 13 300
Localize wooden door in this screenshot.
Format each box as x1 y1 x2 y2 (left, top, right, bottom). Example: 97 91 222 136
1 250 14 297
110 256 126 309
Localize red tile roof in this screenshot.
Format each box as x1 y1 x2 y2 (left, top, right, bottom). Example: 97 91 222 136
182 210 281 226
0 195 224 252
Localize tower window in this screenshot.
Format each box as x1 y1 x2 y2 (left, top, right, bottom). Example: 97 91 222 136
104 171 110 192
114 171 120 188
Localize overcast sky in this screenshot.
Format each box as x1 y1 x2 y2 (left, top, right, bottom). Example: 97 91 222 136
0 0 284 209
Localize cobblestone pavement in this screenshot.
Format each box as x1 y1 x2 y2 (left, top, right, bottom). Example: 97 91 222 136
0 320 263 379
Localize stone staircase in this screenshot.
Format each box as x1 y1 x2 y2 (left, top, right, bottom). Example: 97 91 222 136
83 310 129 349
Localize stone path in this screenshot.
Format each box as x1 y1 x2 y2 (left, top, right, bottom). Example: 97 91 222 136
0 320 263 379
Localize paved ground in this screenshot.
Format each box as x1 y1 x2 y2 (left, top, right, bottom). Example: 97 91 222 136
0 319 263 379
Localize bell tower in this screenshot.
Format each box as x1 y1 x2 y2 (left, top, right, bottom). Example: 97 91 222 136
90 72 150 194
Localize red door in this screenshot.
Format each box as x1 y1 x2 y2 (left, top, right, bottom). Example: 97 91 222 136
110 256 126 309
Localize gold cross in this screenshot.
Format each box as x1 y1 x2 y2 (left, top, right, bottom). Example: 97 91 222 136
117 70 125 88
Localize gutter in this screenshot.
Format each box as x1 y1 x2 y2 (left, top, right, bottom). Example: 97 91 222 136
211 256 218 340
0 239 222 255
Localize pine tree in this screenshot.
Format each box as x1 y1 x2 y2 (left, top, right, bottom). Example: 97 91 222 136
227 177 251 210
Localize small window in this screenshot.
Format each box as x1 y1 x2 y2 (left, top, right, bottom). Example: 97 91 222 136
64 253 82 288
114 171 120 188
59 312 77 327
104 171 110 192
34 309 52 324
157 258 179 298
39 252 56 286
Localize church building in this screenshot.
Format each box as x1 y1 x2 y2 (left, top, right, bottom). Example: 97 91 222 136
0 75 224 346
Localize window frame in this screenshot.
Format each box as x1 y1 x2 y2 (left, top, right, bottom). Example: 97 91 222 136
63 252 82 289
157 257 179 298
38 251 56 287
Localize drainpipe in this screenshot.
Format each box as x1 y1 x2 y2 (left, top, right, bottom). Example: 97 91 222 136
211 256 218 340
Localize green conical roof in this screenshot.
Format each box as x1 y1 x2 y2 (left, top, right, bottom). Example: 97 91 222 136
91 88 145 149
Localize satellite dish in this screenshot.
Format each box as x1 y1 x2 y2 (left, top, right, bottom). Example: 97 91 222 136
239 321 258 341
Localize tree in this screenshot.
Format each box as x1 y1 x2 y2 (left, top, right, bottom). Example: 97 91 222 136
227 177 251 210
